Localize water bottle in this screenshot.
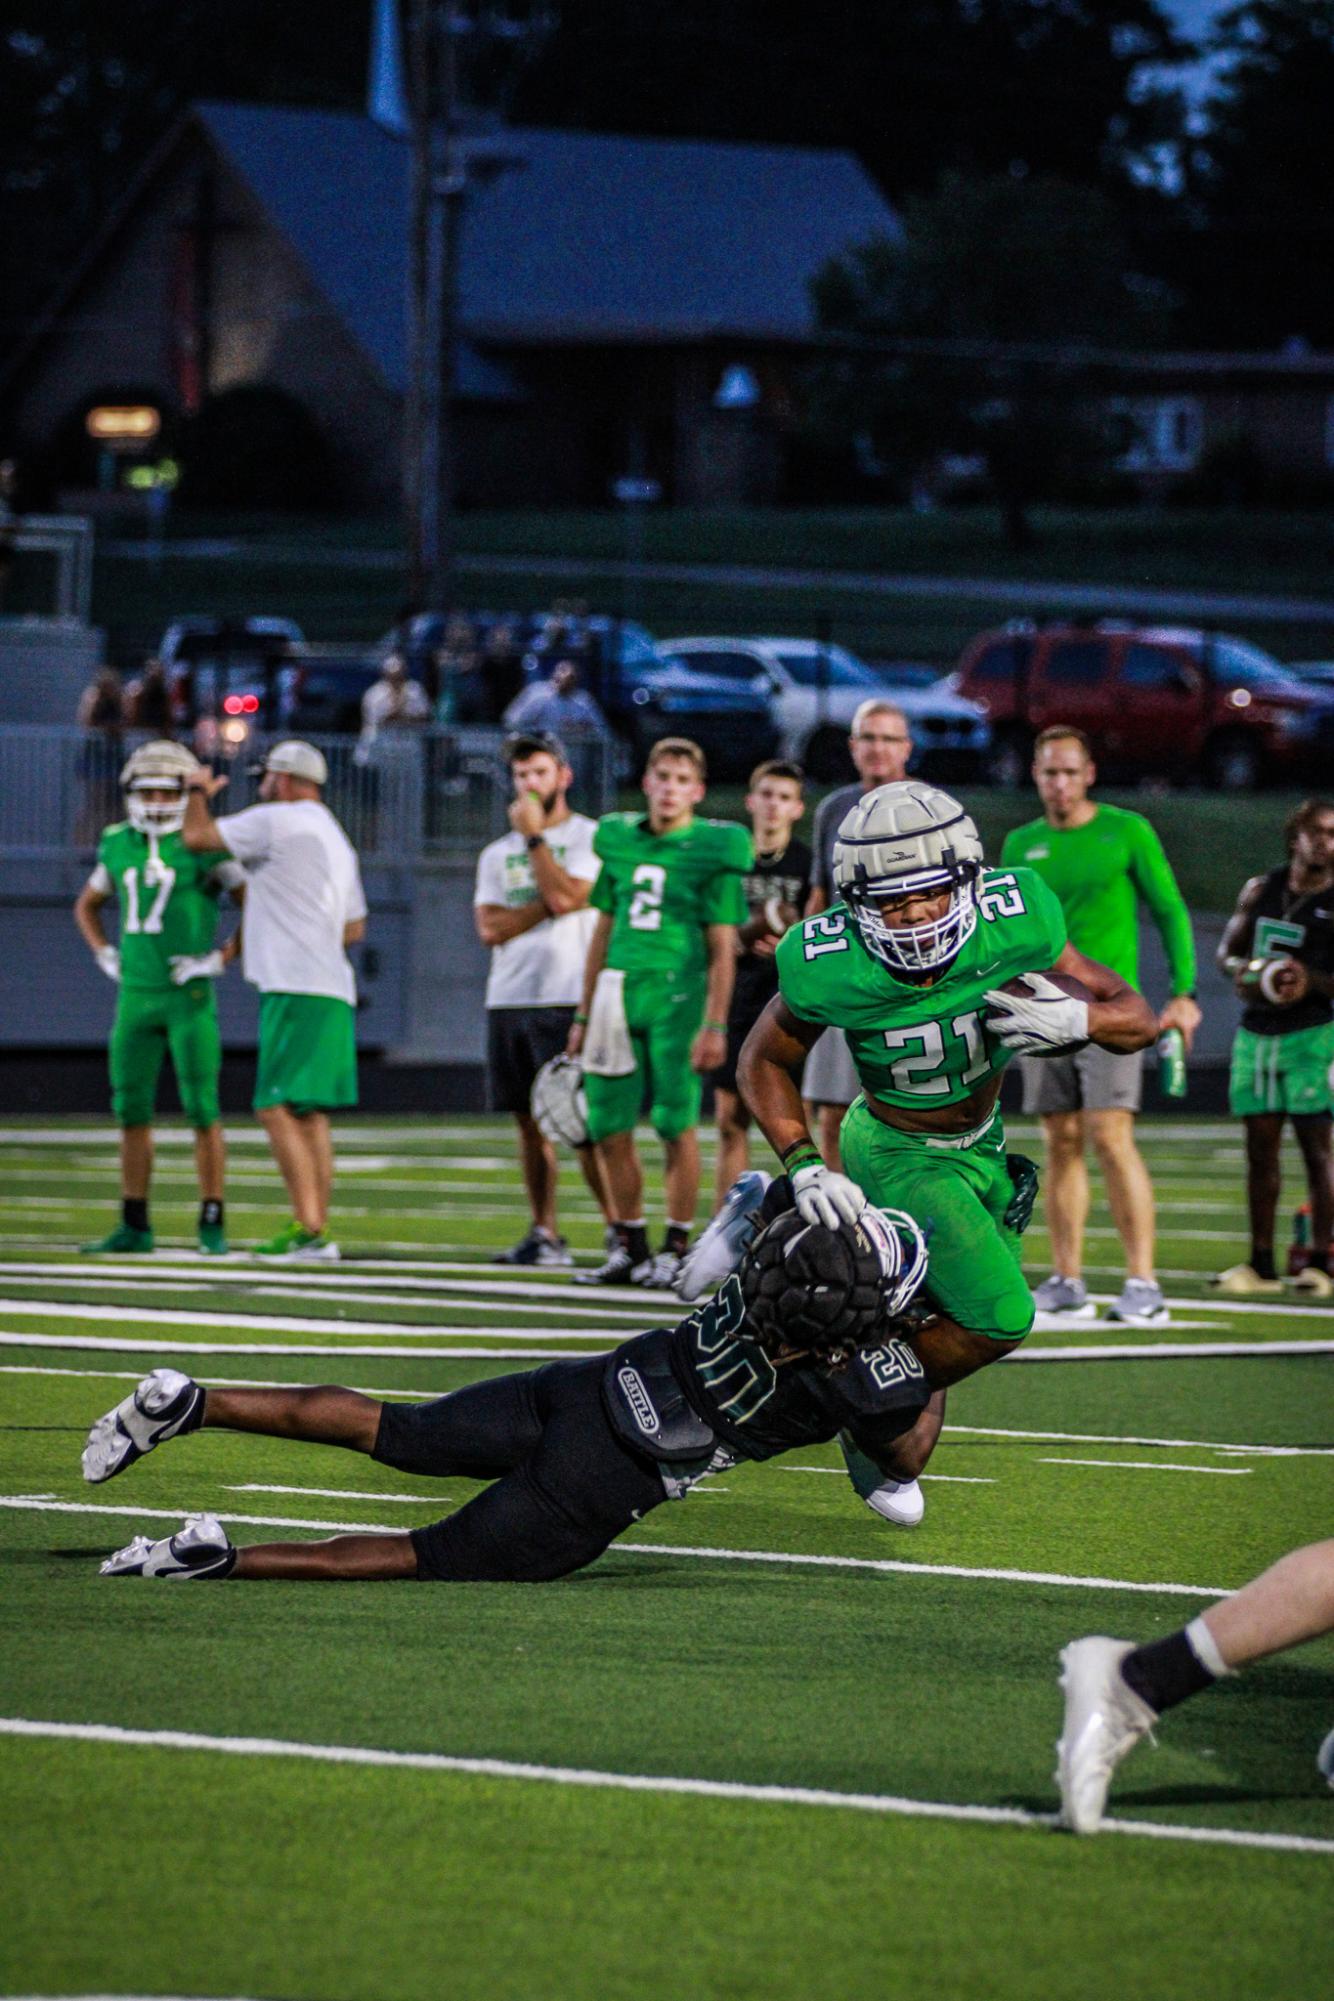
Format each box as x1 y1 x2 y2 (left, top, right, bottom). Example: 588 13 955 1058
1157 1027 1187 1100
1288 1203 1312 1277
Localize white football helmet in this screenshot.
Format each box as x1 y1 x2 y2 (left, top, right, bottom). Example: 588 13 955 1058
862 1204 930 1322
833 781 983 974
530 1055 589 1150
121 740 196 835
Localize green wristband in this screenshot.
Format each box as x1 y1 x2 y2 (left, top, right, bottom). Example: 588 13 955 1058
573 1011 589 1026
704 1018 727 1034
782 1141 823 1176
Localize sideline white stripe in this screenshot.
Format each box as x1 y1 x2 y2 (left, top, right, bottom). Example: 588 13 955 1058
0 1495 1233 1596
0 1333 580 1361
1 1717 1327 1856
0 1327 1325 1369
0 1300 626 1338
1040 1457 1253 1477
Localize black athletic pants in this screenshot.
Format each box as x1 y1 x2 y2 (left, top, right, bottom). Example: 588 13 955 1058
372 1357 667 1581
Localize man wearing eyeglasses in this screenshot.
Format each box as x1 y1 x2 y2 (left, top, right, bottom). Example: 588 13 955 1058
801 700 914 1167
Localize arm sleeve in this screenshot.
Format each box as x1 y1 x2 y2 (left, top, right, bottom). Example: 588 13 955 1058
1129 819 1196 995
473 842 504 907
700 872 748 925
87 859 112 895
998 827 1023 867
591 858 618 915
1011 868 1067 965
209 858 246 893
212 805 274 865
773 921 833 1024
565 821 601 885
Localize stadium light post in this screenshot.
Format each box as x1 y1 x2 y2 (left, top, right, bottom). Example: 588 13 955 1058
403 3 556 613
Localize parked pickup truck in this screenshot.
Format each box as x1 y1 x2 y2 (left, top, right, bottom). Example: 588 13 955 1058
951 622 1334 789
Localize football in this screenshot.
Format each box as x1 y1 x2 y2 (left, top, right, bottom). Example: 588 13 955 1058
1238 956 1304 1006
993 968 1095 1006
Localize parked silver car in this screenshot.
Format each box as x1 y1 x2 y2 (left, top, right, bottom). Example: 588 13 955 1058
661 636 990 781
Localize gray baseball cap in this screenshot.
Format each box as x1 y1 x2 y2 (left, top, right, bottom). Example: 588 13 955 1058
252 739 328 786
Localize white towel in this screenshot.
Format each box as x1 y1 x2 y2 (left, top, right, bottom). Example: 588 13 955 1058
583 967 636 1076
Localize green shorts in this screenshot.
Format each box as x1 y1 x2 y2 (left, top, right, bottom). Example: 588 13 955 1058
583 968 706 1144
254 993 359 1115
1229 1021 1334 1119
840 1097 1034 1341
110 982 222 1129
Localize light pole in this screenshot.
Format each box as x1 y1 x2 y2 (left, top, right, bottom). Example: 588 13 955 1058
403 3 556 611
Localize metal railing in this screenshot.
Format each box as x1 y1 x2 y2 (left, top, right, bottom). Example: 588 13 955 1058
0 725 618 861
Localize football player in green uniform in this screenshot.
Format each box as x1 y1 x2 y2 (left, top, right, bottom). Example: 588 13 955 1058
73 740 242 1255
569 737 752 1286
732 780 1156 1523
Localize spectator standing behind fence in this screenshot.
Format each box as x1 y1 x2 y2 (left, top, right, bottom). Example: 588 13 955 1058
503 660 610 742
357 652 429 854
182 740 367 1261
75 665 125 842
1210 797 1334 1298
1000 727 1200 1326
124 657 174 736
473 730 612 1266
803 700 915 1169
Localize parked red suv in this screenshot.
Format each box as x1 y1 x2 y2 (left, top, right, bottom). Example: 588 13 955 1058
952 622 1334 789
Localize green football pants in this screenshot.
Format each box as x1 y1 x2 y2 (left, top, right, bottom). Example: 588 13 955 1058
110 983 222 1129
840 1098 1034 1341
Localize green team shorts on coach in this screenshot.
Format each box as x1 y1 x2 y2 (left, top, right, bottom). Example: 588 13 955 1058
583 968 707 1143
110 982 222 1128
1229 1020 1334 1118
839 1097 1034 1340
254 993 359 1114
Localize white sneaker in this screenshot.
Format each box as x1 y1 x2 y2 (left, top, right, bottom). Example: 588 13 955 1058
1209 1262 1283 1295
635 1250 682 1290
676 1171 772 1300
575 1244 637 1286
82 1368 204 1485
284 1238 341 1262
1105 1278 1169 1325
863 1476 925 1527
1292 1266 1334 1298
1056 1636 1157 1833
100 1511 236 1579
1033 1275 1097 1318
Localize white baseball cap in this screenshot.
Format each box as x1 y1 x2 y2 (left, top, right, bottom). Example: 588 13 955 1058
254 739 328 786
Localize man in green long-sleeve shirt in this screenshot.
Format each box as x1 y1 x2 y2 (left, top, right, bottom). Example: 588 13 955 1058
1000 727 1201 1324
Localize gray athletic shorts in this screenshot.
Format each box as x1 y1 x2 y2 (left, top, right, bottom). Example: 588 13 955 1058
1020 1046 1143 1116
803 1027 860 1106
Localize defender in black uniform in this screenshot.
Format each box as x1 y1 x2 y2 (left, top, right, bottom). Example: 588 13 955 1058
86 1195 932 1581
1214 797 1334 1297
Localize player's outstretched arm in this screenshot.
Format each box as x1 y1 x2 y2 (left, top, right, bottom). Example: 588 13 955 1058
1054 943 1157 1052
738 999 867 1226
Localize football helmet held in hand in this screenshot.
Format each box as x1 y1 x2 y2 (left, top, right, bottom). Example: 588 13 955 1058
531 1054 589 1149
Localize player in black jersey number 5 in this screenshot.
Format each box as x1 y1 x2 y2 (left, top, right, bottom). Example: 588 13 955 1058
86 1194 932 1582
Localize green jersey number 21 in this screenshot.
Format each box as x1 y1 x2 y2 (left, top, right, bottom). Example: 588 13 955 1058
883 1012 990 1096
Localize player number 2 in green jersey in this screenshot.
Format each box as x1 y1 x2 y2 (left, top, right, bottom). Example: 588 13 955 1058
628 863 667 930
122 864 176 934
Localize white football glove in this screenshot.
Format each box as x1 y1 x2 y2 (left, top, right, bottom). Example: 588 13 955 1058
94 945 120 983
983 973 1089 1056
790 1161 868 1230
169 950 226 986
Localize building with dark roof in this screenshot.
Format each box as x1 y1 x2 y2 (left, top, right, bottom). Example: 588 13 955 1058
2 103 901 509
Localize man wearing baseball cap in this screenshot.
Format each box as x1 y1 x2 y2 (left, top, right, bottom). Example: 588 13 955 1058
182 740 367 1259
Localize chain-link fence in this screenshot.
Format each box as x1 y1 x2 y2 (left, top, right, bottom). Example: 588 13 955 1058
0 725 618 861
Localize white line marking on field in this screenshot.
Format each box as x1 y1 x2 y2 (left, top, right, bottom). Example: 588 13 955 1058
777 1468 995 1485
945 1424 1334 1458
1 1717 1327 1856
0 1494 1234 1596
0 1333 580 1361
1040 1457 1253 1477
1007 1339 1334 1361
226 1483 457 1504
0 1300 627 1339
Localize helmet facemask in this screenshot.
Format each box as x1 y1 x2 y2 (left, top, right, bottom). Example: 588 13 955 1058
832 780 985 976
845 859 980 974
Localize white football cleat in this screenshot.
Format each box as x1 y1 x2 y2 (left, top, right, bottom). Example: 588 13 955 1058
1056 1636 1157 1833
862 1476 926 1527
100 1511 236 1579
676 1171 771 1300
82 1367 205 1484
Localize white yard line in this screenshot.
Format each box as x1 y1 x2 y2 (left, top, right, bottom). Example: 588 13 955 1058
945 1423 1333 1458
0 1333 582 1361
2 1716 1326 1855
0 1298 630 1338
777 1468 995 1484
0 1494 1235 1596
1040 1457 1253 1477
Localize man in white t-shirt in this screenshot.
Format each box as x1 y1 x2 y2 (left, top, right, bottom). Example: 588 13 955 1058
182 740 367 1261
474 731 610 1265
